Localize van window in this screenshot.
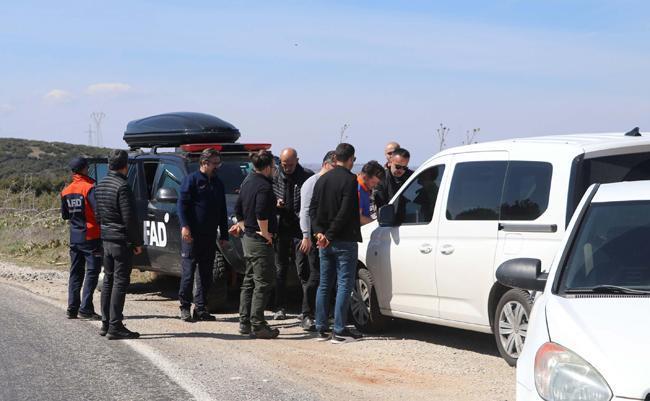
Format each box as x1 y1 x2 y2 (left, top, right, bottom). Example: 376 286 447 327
395 165 445 225
143 161 159 199
154 163 184 196
446 161 507 220
500 162 553 221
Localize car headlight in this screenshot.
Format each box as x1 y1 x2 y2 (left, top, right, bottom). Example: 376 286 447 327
534 342 612 401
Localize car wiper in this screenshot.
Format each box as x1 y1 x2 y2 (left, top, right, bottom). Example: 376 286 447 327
565 285 650 295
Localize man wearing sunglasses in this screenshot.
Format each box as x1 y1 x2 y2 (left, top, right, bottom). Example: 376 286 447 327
177 148 229 322
374 147 414 209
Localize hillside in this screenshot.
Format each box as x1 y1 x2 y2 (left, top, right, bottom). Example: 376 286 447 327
0 138 114 194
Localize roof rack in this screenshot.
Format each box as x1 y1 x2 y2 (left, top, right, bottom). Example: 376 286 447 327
180 143 272 153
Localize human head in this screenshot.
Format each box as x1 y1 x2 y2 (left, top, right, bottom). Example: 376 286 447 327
108 150 128 174
69 157 88 176
321 150 336 172
335 143 356 170
390 148 411 178
384 141 400 164
199 148 222 177
251 150 275 177
280 148 299 175
360 160 385 190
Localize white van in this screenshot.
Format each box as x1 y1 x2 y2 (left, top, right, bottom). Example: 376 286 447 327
351 129 650 365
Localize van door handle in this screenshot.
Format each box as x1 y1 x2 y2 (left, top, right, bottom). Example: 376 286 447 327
419 244 433 254
440 244 454 255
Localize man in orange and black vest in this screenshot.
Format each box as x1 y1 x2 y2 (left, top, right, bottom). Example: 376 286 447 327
61 157 102 320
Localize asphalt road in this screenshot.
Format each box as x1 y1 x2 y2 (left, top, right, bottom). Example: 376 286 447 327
0 282 191 401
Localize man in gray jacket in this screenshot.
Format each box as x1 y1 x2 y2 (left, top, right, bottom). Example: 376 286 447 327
95 150 144 340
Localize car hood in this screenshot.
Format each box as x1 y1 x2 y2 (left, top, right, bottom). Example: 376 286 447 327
545 295 650 399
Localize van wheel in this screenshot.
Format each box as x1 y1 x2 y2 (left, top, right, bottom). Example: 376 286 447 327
350 268 388 333
205 252 228 313
494 289 533 366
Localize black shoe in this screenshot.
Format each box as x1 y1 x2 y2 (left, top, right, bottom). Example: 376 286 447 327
239 323 251 335
107 325 140 340
193 309 216 322
180 308 193 322
79 311 102 320
331 328 363 344
99 321 109 337
251 325 280 339
301 316 316 332
315 330 331 342
66 310 78 319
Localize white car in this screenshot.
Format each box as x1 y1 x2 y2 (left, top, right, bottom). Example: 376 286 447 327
351 129 650 365
498 180 650 400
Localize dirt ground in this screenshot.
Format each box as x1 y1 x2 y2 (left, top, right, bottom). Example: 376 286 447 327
0 261 515 401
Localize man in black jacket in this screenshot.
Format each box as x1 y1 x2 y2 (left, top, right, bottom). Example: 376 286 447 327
95 150 144 340
272 148 313 320
374 147 414 209
309 143 363 344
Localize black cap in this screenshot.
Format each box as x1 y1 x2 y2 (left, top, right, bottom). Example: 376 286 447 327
69 157 88 173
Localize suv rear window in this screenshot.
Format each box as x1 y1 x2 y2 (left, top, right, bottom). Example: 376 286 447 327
188 155 253 194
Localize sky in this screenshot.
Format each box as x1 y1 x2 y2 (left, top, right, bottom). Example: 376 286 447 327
1 0 649 164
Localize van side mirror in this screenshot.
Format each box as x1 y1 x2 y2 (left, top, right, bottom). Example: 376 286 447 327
155 187 178 203
496 258 548 292
378 204 397 227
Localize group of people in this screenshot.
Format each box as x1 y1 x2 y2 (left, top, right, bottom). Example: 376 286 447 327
60 141 415 342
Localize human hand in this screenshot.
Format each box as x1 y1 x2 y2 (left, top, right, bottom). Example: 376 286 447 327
299 237 312 254
133 246 143 255
257 231 273 245
181 226 193 243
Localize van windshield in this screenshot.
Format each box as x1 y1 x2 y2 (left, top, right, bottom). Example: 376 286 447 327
559 201 650 293
187 156 253 194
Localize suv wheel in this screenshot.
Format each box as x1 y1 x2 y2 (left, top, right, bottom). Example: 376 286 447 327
205 251 229 313
350 268 388 333
494 288 533 366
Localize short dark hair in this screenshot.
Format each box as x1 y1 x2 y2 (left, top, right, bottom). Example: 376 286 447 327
392 148 410 159
335 143 355 162
322 150 336 166
108 149 128 171
199 148 221 165
361 160 385 180
251 150 274 171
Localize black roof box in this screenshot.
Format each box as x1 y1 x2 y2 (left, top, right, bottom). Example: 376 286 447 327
123 112 241 148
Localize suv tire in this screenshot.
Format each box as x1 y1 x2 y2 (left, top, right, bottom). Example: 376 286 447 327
494 288 533 366
205 251 229 313
350 268 388 333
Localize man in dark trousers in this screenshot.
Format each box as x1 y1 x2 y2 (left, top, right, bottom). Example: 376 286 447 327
61 157 102 320
231 150 279 339
177 148 229 322
95 150 143 340
374 147 414 209
310 143 363 344
272 147 313 320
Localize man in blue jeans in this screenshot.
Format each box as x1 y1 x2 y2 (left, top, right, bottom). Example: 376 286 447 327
309 143 363 343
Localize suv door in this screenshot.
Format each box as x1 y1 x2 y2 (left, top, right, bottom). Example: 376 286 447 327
146 161 185 274
436 152 509 326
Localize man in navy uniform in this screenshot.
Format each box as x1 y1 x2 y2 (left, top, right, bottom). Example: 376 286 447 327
177 148 229 322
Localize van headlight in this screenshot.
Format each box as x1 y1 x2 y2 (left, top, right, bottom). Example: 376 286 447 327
534 342 612 401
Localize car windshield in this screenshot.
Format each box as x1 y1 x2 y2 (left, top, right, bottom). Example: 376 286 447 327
559 201 650 293
188 156 253 194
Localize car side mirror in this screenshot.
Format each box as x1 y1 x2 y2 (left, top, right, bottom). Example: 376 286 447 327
378 204 397 227
496 258 548 292
155 187 178 203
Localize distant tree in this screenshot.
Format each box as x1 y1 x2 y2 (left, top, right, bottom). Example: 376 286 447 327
463 128 481 145
436 123 450 151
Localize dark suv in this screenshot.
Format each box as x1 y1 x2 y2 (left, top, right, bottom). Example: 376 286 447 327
89 112 271 311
